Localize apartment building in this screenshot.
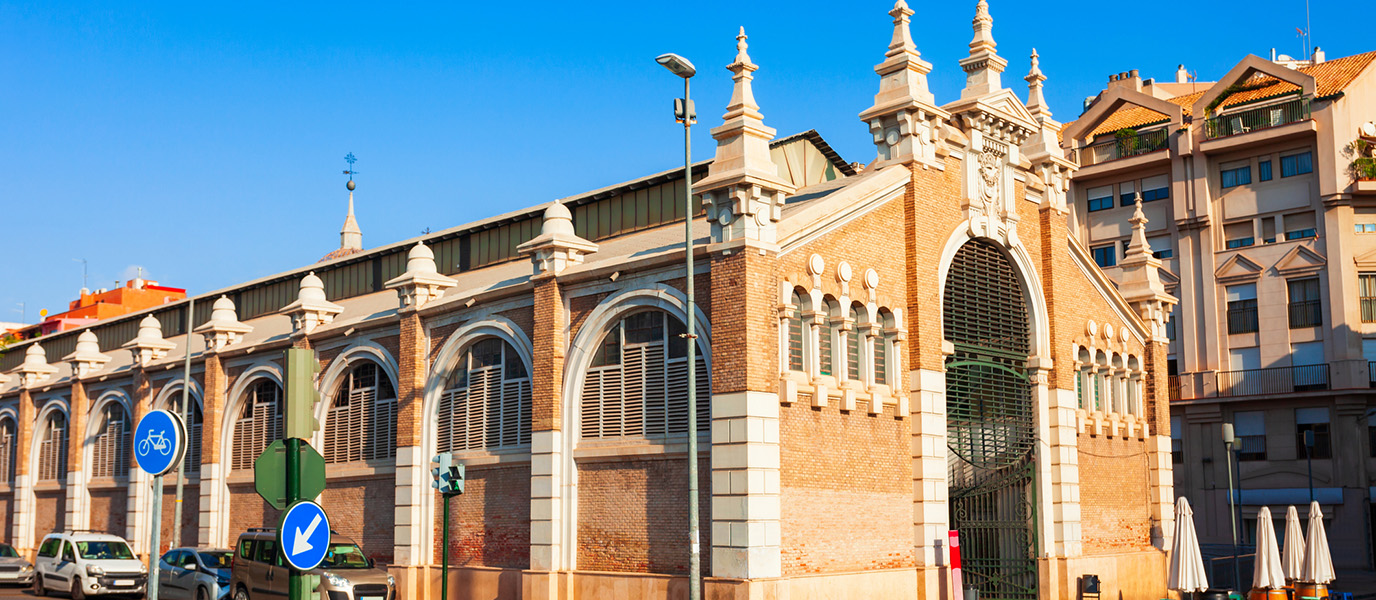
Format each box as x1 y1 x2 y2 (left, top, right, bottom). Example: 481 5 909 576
1062 49 1376 572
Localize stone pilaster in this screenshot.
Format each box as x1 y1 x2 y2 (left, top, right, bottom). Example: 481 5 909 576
529 276 566 586
12 388 36 554
910 367 948 600
126 368 153 557
1144 340 1175 552
198 351 227 546
65 379 90 533
393 310 427 575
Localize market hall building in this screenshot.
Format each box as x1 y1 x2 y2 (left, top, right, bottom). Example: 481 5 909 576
0 3 1177 599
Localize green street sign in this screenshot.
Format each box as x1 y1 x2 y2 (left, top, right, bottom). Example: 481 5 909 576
254 439 326 510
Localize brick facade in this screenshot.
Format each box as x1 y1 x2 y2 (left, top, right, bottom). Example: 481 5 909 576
431 464 531 568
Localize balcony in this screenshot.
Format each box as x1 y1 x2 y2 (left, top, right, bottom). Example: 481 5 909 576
1362 297 1376 323
1217 364 1330 398
1287 300 1323 329
1226 306 1259 334
1168 375 1182 401
1076 127 1171 167
1204 96 1311 140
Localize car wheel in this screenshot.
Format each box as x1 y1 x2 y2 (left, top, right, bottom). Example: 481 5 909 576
234 586 250 600
33 574 45 597
197 586 210 600
71 579 85 600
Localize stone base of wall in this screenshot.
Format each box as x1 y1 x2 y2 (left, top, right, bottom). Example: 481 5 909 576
1039 549 1166 600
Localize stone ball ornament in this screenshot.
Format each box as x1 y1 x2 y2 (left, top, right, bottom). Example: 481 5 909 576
837 261 853 283
347 179 356 191
808 254 826 276
863 268 879 290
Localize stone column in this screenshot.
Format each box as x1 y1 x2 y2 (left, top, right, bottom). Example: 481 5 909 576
126 368 153 557
708 248 782 582
1144 340 1174 551
911 366 950 600
12 388 36 554
198 351 228 546
528 276 566 598
65 379 90 532
392 309 428 597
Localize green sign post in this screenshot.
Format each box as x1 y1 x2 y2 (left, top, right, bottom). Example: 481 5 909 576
255 348 325 600
431 453 465 600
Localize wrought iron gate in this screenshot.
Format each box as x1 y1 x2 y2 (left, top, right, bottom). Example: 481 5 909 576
943 239 1038 600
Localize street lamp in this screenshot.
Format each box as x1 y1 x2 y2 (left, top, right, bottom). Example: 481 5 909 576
655 51 701 600
1222 423 1242 590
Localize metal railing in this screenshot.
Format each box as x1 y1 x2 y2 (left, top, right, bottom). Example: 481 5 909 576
1077 127 1170 166
1167 375 1181 401
1370 361 1376 387
1205 96 1311 140
1288 299 1323 328
1217 364 1330 397
1226 306 1258 334
1362 297 1376 323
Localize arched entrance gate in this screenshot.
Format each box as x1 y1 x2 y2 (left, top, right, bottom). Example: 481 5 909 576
943 239 1037 599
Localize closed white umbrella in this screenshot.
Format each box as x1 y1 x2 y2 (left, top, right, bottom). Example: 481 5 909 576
1169 496 1209 593
1300 500 1335 584
1282 505 1305 582
1252 506 1285 589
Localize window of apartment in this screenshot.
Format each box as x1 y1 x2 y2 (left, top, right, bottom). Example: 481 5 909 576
1226 283 1259 334
1368 413 1376 458
1364 274 1376 323
1221 160 1252 189
1259 159 1273 182
1091 244 1117 268
1148 235 1173 259
1119 181 1137 206
1356 223 1376 234
1087 185 1114 212
1166 314 1177 341
1262 217 1277 244
1234 411 1267 461
1364 339 1376 386
1229 346 1261 372
1291 341 1327 390
1171 416 1184 464
1287 278 1322 329
1281 151 1314 178
1284 211 1317 240
1225 221 1255 249
1295 407 1332 459
1140 174 1170 202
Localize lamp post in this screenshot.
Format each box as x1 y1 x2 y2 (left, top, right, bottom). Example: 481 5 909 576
655 51 701 600
1222 423 1241 590
1304 429 1315 504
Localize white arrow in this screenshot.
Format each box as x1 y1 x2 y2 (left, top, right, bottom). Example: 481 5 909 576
292 512 323 557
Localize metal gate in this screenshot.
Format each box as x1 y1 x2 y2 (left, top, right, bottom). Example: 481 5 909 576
943 239 1037 600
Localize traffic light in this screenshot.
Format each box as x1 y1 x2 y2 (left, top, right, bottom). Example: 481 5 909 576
431 453 465 495
284 348 322 441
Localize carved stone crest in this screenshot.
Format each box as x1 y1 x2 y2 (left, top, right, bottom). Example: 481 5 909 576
978 150 1002 204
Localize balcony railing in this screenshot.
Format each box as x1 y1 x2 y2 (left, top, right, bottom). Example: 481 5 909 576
1288 300 1323 329
1369 361 1376 387
1227 306 1259 334
1217 364 1330 398
1168 375 1181 401
1362 297 1376 323
1204 96 1311 140
1077 127 1171 167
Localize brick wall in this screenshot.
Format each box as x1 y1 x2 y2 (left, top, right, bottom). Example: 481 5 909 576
778 401 914 574
228 485 281 536
374 335 401 367
322 476 397 564
908 159 963 371
576 456 710 575
568 292 610 343
431 463 531 568
708 250 776 395
158 483 201 551
34 491 64 539
429 321 463 360
1078 435 1152 552
88 488 128 536
0 496 13 544
498 306 535 343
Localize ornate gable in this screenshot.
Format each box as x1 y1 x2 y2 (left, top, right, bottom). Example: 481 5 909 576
1274 244 1326 277
1214 253 1264 283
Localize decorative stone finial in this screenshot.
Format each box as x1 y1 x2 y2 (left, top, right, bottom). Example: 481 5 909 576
280 272 344 335
65 329 112 378
123 314 177 366
696 27 796 248
195 295 253 351
14 343 58 387
517 200 600 276
1126 196 1153 257
385 241 458 311
1025 49 1051 120
1116 195 1177 342
958 0 1008 99
859 0 945 166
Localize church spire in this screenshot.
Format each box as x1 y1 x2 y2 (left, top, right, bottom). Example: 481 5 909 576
858 0 945 166
958 0 1008 99
340 152 362 252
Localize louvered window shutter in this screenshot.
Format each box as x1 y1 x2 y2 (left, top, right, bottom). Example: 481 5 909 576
581 369 604 439
848 309 861 381
874 335 887 386
788 294 804 372
819 317 834 376
0 422 12 484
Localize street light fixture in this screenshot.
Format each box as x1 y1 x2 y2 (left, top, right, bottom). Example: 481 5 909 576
656 51 701 600
1222 423 1242 590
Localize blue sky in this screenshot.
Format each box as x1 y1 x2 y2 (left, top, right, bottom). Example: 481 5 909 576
0 1 1358 323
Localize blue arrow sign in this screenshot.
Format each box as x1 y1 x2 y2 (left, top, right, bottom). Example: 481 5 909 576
133 409 185 476
279 501 331 571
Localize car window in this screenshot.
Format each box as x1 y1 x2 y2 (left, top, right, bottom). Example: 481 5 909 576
38 538 58 558
0 544 18 558
256 539 277 565
77 541 135 560
318 544 370 569
199 551 232 569
160 550 180 567
238 540 254 561
61 543 75 562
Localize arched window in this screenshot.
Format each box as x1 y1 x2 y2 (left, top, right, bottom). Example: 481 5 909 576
847 305 863 382
875 309 894 386
233 380 282 471
166 395 204 474
1076 347 1092 410
787 290 805 372
819 298 837 377
437 338 531 451
324 362 398 463
1127 355 1142 415
1111 354 1126 413
38 411 68 481
0 417 15 485
1093 351 1108 412
91 402 130 478
581 310 708 439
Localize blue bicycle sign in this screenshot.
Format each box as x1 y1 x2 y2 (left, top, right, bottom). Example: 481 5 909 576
134 409 186 476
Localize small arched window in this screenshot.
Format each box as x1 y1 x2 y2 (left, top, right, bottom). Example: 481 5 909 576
166 395 204 474
847 305 863 382
91 402 130 478
787 291 805 372
1093 351 1108 412
38 411 68 482
233 380 283 471
581 310 708 439
876 310 894 386
819 298 837 377
1076 347 1092 410
325 362 398 464
437 338 531 451
1127 355 1142 415
0 417 15 485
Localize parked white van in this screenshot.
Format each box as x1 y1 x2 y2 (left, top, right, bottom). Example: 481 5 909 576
33 532 147 599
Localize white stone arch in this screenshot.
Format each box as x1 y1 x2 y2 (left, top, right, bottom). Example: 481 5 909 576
936 228 1052 360
153 377 205 412
312 341 401 451
29 398 72 483
219 361 285 473
83 389 134 478
0 405 19 485
558 283 713 570
417 316 535 563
